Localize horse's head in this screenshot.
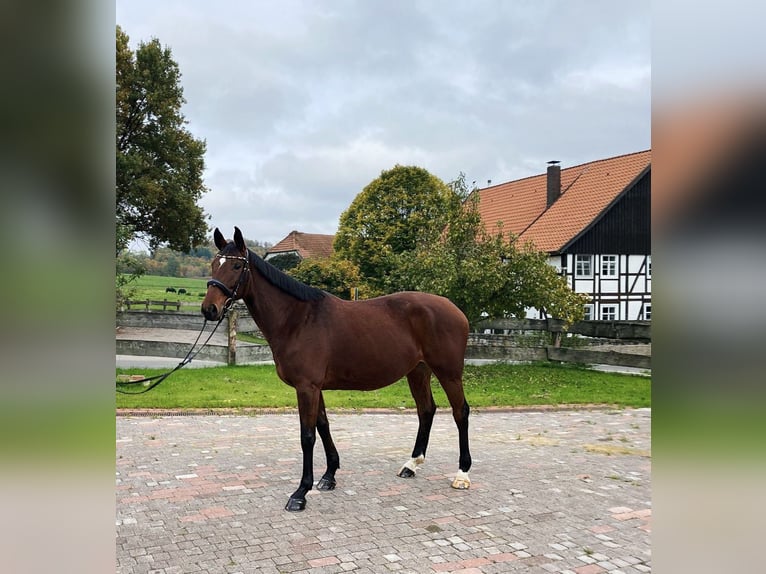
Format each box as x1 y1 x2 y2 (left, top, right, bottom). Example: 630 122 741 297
201 227 250 321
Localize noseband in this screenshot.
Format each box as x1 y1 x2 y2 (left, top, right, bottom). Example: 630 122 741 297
207 253 250 310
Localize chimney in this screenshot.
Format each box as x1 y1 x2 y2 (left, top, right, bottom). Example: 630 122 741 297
546 160 561 208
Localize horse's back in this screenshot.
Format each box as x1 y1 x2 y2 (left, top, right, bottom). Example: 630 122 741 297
358 291 469 358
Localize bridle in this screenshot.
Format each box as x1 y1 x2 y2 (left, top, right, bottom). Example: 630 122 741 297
207 252 250 312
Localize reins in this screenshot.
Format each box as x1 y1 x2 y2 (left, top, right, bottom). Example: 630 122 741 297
116 251 250 395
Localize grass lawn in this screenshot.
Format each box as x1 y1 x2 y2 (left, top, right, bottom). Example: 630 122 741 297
121 275 209 307
116 361 650 410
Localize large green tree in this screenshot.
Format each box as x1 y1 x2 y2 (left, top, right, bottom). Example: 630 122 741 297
387 174 588 325
333 165 457 292
116 25 208 254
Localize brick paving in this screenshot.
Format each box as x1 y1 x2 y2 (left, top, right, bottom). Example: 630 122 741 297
116 409 651 573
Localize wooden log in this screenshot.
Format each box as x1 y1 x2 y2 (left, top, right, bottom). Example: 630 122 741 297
473 318 549 331
546 346 651 369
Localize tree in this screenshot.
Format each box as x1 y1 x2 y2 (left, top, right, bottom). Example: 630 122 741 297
334 165 457 292
288 258 366 300
116 25 208 254
268 253 302 272
387 174 588 326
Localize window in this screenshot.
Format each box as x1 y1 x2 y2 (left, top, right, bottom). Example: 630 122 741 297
644 304 651 320
647 257 652 277
601 305 617 321
583 304 594 321
601 255 617 277
575 255 593 277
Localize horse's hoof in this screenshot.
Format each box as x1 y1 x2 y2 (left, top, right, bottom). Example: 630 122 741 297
451 470 471 490
317 477 336 491
285 497 306 512
397 466 416 479
451 477 471 490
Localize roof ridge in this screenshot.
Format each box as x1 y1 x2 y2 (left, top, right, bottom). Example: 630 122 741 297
479 149 651 191
560 149 651 173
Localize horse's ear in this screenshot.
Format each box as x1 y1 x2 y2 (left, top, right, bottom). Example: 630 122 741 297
213 228 227 251
233 227 246 254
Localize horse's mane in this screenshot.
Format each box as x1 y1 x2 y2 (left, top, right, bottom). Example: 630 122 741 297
248 251 326 302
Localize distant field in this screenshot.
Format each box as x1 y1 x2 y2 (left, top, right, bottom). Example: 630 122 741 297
122 275 209 307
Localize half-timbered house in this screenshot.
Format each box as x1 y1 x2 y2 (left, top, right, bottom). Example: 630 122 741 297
475 150 651 320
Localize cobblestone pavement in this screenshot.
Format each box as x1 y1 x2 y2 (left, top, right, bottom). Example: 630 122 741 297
116 409 651 573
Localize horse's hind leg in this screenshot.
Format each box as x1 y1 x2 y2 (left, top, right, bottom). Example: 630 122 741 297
433 368 472 489
398 363 436 479
316 392 340 491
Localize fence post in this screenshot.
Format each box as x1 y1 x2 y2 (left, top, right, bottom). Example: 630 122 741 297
227 307 238 365
547 318 563 348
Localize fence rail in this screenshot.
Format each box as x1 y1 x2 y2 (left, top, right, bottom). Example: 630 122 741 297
116 307 650 369
474 317 651 340
123 299 185 311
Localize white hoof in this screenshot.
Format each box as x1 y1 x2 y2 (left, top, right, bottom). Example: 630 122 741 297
451 470 471 490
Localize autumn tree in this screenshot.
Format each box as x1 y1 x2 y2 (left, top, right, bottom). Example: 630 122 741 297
116 25 208 254
333 165 457 293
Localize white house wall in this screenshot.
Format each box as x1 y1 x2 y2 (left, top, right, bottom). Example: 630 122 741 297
526 254 651 321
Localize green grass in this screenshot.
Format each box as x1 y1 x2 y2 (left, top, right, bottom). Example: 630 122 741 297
121 275 209 306
116 362 650 410
236 332 269 345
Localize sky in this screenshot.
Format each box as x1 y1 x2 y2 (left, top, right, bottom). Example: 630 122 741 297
116 0 650 247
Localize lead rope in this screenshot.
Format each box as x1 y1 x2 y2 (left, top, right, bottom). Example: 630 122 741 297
116 308 229 395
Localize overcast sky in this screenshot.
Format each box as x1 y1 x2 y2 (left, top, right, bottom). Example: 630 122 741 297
117 0 650 246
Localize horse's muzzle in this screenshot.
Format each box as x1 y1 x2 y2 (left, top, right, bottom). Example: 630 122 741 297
201 302 221 322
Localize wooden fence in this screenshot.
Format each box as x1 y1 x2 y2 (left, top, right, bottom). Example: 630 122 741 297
123 299 204 311
116 306 650 369
470 318 650 369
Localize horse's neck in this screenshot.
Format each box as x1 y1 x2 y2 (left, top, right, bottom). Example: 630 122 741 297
242 269 305 344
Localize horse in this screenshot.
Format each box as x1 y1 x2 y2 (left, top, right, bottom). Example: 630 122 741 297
202 227 472 512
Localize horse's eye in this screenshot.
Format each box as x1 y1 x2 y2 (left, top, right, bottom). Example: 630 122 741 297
233 263 242 270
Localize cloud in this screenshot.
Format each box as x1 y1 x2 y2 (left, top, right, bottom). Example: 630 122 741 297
117 0 650 244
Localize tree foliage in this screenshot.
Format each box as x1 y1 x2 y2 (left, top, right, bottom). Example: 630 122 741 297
267 253 302 272
386 174 588 326
288 257 366 300
333 165 457 292
116 25 208 254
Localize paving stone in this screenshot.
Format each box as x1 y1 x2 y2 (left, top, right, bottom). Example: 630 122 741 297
117 409 651 573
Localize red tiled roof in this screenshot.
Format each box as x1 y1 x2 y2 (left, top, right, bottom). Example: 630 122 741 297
476 150 651 253
266 230 335 260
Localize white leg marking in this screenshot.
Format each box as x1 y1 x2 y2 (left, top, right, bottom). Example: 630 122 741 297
451 469 471 490
400 455 425 474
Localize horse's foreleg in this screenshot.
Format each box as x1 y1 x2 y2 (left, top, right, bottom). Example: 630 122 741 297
316 391 340 491
286 385 320 512
398 363 436 479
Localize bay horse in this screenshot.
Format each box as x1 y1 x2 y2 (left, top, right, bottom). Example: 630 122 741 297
202 227 472 512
